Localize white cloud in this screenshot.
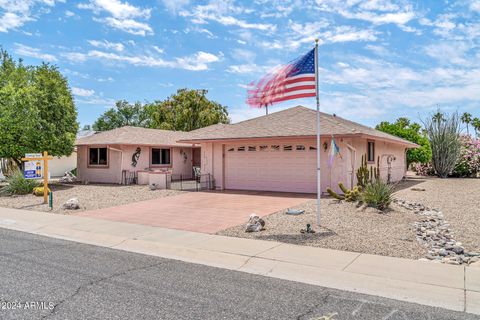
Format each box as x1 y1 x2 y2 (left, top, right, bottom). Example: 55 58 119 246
79 0 153 36
99 17 153 36
0 0 63 32
179 1 276 32
68 49 221 71
72 87 95 97
162 0 190 13
14 43 57 62
88 39 125 51
470 0 480 12
61 52 88 62
78 0 150 19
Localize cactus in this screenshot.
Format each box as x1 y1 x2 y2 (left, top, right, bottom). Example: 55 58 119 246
327 187 344 200
328 183 362 202
338 182 349 194
356 154 380 187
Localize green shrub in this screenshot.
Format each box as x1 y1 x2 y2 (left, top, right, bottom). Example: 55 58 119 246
0 170 39 195
361 180 394 211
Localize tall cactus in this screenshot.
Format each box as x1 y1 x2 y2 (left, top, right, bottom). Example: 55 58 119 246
357 154 380 187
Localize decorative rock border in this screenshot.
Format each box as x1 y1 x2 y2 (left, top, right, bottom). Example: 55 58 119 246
394 199 480 265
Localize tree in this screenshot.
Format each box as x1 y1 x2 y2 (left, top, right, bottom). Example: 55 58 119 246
461 112 472 135
147 89 230 131
92 100 151 131
376 117 432 166
0 49 78 167
472 117 480 138
422 111 461 178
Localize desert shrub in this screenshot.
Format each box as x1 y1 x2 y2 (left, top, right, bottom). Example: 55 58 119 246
413 162 435 176
451 136 480 177
361 180 394 211
0 170 39 195
423 111 461 178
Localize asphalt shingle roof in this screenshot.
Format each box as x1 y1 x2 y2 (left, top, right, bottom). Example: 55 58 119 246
180 106 418 147
75 126 192 147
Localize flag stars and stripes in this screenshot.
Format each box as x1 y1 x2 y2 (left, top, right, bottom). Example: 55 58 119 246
247 48 316 108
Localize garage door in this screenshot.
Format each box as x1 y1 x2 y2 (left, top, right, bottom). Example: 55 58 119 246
224 143 317 193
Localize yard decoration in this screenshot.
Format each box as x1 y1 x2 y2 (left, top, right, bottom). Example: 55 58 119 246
245 213 265 232
131 147 141 167
33 186 51 196
300 223 315 234
286 208 305 215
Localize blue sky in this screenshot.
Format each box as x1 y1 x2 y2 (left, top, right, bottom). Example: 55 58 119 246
1 0 479 128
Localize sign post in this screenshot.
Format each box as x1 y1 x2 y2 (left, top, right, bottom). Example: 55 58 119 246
21 151 53 204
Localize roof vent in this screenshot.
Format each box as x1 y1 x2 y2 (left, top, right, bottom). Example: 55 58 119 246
333 113 337 117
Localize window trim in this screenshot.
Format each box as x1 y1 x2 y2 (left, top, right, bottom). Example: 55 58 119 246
87 146 109 168
150 147 172 167
367 140 375 163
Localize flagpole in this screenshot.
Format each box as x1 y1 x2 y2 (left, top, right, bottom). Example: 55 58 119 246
314 39 321 227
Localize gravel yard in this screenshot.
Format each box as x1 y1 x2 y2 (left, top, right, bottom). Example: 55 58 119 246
218 176 480 260
0 182 183 214
218 199 426 259
394 176 480 253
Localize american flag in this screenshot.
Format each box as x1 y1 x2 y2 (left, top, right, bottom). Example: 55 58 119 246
247 48 316 108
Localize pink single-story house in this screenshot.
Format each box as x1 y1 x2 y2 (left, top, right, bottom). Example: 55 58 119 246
178 106 417 194
76 126 200 185
76 106 416 193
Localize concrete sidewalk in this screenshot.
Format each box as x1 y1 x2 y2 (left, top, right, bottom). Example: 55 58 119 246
0 207 478 315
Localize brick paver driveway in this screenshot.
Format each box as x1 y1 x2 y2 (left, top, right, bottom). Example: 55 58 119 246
76 191 314 234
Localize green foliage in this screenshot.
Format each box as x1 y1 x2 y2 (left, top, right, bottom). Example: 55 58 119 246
0 49 78 164
472 117 480 138
147 89 230 131
361 180 394 211
422 111 461 178
0 170 39 195
461 112 472 135
356 155 380 188
376 117 432 165
92 100 151 131
92 89 230 132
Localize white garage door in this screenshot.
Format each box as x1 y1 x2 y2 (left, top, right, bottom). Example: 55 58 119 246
224 143 317 193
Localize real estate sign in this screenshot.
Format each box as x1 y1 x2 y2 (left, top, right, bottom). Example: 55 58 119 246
24 153 43 179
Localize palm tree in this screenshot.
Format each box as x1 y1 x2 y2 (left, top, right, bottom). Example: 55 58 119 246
472 117 480 138
461 112 472 135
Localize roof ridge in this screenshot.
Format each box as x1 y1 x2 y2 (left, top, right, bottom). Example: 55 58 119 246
233 105 308 126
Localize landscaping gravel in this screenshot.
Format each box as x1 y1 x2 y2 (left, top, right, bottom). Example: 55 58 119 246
0 182 183 214
218 199 426 260
394 176 480 253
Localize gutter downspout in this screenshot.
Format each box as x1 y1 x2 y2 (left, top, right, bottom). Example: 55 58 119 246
346 143 356 189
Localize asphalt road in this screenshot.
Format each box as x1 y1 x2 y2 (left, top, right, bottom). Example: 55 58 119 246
0 228 477 320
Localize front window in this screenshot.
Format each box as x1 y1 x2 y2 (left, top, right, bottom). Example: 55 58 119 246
151 148 171 165
89 147 108 166
367 141 375 162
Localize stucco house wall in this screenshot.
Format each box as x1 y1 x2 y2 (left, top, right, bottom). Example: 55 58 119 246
199 136 407 194
77 144 194 184
77 145 123 184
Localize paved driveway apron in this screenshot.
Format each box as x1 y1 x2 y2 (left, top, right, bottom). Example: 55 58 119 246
76 191 313 233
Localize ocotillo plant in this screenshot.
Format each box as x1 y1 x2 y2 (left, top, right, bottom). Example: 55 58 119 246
423 111 461 178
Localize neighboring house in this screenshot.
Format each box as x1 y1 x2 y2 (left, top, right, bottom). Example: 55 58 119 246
178 106 417 194
49 129 96 177
75 126 199 184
